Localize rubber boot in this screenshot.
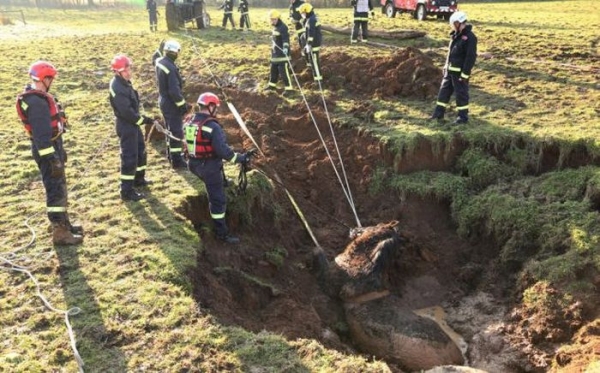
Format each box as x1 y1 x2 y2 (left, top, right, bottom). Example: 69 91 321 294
53 223 83 246
217 233 240 244
430 106 445 121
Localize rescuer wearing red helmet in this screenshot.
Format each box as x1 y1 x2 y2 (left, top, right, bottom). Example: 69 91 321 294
109 54 154 202
15 61 84 245
183 92 255 244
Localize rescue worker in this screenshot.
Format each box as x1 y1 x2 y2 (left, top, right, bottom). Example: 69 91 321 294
430 11 477 124
184 92 255 244
267 10 294 96
299 3 323 82
146 0 158 32
238 0 250 31
109 54 154 202
351 0 374 43
219 0 236 30
155 39 192 169
15 61 83 245
289 0 306 51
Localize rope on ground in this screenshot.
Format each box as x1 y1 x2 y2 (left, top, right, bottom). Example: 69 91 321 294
1 128 113 373
151 120 184 142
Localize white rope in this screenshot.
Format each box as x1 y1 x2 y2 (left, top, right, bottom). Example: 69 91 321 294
152 120 184 142
0 130 113 373
278 45 362 227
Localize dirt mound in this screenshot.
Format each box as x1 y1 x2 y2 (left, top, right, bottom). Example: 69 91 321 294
323 46 441 99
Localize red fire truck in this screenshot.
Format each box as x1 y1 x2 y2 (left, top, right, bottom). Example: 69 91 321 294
380 0 458 21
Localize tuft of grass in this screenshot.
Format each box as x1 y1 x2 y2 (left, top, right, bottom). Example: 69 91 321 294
264 246 288 268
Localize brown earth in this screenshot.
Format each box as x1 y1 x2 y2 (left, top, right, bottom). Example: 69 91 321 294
159 49 600 372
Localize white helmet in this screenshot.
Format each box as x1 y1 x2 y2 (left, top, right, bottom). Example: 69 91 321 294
163 39 181 53
449 11 467 25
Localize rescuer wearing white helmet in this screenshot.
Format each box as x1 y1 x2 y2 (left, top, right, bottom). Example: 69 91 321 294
155 39 192 169
430 11 478 124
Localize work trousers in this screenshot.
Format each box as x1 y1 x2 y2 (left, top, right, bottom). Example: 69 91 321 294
269 62 293 91
351 12 369 42
433 73 470 120
294 22 306 50
116 121 147 192
148 11 157 30
188 158 229 237
239 13 250 29
222 13 235 28
32 138 68 224
307 49 322 82
160 102 185 165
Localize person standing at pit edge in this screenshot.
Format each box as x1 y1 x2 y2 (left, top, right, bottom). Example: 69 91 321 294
266 9 294 96
351 0 374 44
430 11 477 124
109 54 154 202
155 39 192 169
15 61 84 245
289 0 306 52
298 3 323 83
146 0 158 32
183 92 256 244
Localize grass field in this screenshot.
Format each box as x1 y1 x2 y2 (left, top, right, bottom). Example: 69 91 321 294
0 2 599 372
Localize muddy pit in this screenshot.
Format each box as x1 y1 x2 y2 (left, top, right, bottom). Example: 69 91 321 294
165 51 596 372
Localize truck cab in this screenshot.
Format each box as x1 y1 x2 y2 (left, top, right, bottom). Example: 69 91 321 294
381 0 457 21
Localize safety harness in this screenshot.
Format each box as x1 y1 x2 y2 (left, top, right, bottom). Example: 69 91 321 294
183 116 217 159
16 89 65 140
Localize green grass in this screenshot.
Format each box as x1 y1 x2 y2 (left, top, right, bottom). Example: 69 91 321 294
0 2 599 372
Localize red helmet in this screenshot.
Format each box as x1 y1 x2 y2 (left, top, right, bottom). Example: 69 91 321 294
29 61 57 81
111 54 132 72
197 92 220 107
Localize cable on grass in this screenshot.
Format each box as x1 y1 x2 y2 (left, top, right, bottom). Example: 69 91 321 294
0 130 113 373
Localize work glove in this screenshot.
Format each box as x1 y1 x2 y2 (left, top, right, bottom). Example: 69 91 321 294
246 148 258 157
282 47 289 56
304 44 312 54
49 157 65 178
142 116 154 125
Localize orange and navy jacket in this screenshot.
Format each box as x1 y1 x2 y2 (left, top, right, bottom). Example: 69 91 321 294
16 86 64 158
